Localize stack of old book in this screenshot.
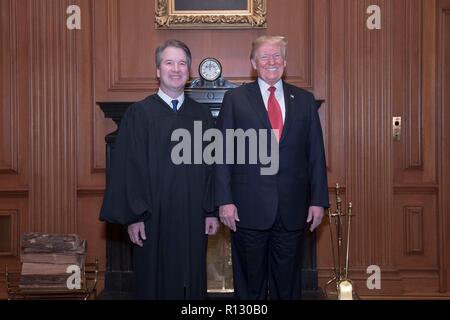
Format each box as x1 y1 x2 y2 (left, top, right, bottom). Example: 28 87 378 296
19 233 86 290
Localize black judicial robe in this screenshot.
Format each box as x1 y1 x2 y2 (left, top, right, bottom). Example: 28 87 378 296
99 94 216 299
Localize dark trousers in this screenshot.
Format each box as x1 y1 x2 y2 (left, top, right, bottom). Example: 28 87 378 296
231 215 305 300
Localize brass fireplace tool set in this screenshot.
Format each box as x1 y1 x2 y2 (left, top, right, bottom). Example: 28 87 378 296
325 183 356 300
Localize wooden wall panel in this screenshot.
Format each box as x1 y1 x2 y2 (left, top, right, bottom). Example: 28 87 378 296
345 0 393 268
0 196 28 300
0 209 19 257
393 193 438 268
77 194 106 293
438 0 450 293
1 0 449 298
77 0 111 188
92 0 330 171
27 0 79 233
0 0 29 189
393 0 437 185
0 201 25 264
318 0 443 296
94 0 321 100
322 0 346 185
392 0 423 171
0 0 18 174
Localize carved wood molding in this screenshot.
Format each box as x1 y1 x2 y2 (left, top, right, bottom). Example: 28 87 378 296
155 0 267 29
403 0 423 170
404 206 424 255
106 0 157 92
99 0 314 93
0 0 18 174
0 209 19 257
393 184 438 194
0 190 28 198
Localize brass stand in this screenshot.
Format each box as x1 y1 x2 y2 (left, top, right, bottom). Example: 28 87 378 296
325 183 356 300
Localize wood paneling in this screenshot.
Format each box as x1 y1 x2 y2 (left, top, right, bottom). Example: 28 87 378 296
394 193 437 268
0 0 29 189
0 0 18 174
28 0 78 233
0 197 27 261
393 0 437 185
1 0 449 298
438 0 450 292
0 210 19 257
393 0 423 171
0 196 27 300
77 194 106 293
92 0 330 171
325 0 346 188
344 0 393 268
77 0 108 187
94 0 321 100
318 0 445 296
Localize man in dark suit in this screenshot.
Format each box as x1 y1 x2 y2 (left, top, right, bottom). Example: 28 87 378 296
215 35 329 300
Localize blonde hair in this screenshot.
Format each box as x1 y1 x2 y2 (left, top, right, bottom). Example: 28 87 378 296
250 36 288 60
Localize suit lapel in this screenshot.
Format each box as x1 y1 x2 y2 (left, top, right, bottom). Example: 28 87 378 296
280 81 295 144
246 81 271 130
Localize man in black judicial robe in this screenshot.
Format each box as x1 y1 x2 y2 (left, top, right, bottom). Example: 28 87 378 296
99 40 219 299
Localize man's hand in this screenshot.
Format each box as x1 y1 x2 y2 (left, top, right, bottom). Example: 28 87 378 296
128 221 146 247
205 217 220 235
307 206 324 232
219 204 240 232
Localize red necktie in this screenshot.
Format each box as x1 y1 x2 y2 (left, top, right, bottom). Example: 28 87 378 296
268 86 283 142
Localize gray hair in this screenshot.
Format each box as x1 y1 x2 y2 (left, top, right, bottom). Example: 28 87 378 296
155 39 192 69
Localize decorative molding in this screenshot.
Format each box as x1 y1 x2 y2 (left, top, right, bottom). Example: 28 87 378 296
77 187 106 196
312 0 331 169
404 206 424 255
393 184 438 194
92 105 109 173
437 0 450 293
404 0 423 170
155 0 267 29
319 266 441 295
0 0 19 174
0 210 19 257
0 189 28 198
293 0 313 88
101 0 312 93
106 0 157 93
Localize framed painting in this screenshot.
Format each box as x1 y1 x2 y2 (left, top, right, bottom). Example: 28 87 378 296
155 0 267 29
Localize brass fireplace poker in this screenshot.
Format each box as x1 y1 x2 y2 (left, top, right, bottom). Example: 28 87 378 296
325 183 355 300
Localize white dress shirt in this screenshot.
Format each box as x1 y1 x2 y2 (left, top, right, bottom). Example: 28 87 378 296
157 89 185 111
257 78 286 123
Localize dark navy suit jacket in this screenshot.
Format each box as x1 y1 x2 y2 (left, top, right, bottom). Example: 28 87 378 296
215 81 329 231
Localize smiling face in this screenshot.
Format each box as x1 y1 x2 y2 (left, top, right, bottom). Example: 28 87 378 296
156 46 190 98
251 42 287 86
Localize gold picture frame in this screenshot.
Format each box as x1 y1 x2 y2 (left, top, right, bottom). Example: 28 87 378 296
155 0 267 29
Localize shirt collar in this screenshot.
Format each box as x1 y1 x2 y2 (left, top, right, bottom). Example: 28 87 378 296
257 78 284 95
157 89 185 107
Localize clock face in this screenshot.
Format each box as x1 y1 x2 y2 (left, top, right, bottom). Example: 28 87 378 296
199 58 222 82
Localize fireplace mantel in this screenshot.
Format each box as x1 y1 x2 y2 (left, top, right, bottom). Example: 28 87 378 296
97 87 324 299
